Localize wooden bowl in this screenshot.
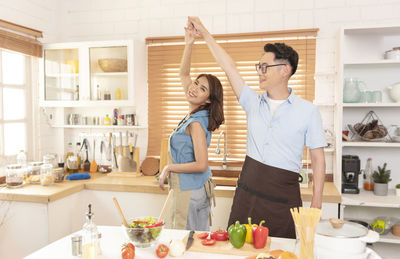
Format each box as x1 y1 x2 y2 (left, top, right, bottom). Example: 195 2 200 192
329 218 345 229
98 58 127 72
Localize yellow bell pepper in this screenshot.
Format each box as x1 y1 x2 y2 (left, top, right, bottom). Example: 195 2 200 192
244 217 257 243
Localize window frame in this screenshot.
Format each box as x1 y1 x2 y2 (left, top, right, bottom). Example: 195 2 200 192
0 49 34 160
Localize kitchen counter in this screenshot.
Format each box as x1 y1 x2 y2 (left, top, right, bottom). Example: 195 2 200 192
25 226 382 259
0 173 341 203
26 226 296 259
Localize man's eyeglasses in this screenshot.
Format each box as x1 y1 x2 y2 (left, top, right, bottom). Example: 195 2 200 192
255 63 286 74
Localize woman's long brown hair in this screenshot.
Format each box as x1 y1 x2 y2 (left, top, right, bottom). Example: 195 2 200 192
191 74 224 132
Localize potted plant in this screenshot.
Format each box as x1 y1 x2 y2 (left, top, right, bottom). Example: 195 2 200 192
372 163 391 196
396 184 400 197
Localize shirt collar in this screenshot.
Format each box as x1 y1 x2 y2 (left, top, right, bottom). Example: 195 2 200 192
262 87 295 104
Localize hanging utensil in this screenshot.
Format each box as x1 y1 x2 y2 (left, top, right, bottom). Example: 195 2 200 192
90 139 98 173
83 139 90 171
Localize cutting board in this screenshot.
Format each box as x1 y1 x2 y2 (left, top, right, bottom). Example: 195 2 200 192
183 232 271 256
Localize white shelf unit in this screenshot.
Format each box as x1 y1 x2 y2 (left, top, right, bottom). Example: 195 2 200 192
337 25 400 244
342 142 400 147
343 103 400 108
39 100 134 108
52 125 147 129
342 189 400 208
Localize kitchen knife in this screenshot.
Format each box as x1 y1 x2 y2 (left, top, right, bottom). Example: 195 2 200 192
186 230 195 250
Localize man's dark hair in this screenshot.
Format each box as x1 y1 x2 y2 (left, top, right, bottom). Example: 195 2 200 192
264 43 299 76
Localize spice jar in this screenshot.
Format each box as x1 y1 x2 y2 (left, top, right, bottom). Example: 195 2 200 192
54 167 65 183
27 161 43 184
40 163 55 186
6 164 25 188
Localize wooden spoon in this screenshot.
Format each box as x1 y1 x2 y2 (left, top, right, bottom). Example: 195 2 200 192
158 189 174 223
113 197 129 227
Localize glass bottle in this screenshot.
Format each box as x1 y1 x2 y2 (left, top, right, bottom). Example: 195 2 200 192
82 204 99 259
75 85 79 100
363 158 374 191
17 150 27 166
65 142 74 173
103 114 111 125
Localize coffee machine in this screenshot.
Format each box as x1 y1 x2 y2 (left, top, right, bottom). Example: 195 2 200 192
342 155 361 194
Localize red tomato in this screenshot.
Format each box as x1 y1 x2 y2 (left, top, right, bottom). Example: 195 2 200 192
197 232 210 239
211 229 229 241
121 243 135 259
201 239 216 246
155 244 169 258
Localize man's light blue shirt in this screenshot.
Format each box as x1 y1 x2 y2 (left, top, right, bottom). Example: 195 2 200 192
239 84 326 173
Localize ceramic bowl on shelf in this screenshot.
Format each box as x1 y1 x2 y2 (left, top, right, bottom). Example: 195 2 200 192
387 82 400 103
98 58 127 72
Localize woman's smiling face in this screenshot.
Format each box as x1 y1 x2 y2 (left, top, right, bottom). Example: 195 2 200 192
186 76 211 105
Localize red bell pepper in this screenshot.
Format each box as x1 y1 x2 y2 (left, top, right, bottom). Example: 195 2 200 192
252 220 269 249
145 221 163 228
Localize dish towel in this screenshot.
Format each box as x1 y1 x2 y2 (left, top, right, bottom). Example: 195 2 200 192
66 173 91 180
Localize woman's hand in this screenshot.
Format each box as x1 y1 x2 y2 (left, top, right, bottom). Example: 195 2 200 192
184 21 198 45
158 165 171 190
188 16 208 36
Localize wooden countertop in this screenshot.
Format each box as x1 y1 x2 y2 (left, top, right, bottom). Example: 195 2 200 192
0 173 341 204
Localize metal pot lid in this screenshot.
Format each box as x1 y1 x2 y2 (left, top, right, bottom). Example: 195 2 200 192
316 219 368 238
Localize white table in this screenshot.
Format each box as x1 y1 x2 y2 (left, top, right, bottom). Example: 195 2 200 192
25 226 297 259
25 226 382 259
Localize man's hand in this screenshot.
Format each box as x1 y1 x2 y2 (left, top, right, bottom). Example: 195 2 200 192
184 20 198 45
188 16 208 36
158 165 171 190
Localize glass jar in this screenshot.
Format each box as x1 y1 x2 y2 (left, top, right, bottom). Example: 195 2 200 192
27 161 43 184
40 163 55 186
43 154 58 168
6 164 25 188
54 167 65 183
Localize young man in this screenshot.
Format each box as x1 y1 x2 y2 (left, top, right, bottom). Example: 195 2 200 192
188 16 326 238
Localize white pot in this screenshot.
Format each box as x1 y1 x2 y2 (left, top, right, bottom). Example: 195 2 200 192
396 188 400 196
387 82 400 102
314 220 379 259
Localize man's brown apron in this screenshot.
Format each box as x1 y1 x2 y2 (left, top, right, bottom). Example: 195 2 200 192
228 155 302 239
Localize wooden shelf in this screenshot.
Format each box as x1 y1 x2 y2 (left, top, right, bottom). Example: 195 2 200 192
343 103 400 107
342 189 400 208
342 142 400 147
51 125 147 129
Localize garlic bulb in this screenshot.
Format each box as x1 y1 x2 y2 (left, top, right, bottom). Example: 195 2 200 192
169 239 185 257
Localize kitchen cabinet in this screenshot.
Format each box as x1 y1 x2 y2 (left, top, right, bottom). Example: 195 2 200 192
40 40 134 106
336 24 400 248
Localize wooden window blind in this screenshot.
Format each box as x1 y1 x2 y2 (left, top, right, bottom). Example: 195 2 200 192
0 19 43 57
147 29 318 160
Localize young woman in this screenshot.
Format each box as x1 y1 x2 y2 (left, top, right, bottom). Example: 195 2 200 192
158 23 224 231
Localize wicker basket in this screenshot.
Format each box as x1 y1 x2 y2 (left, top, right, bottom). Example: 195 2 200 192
98 58 127 72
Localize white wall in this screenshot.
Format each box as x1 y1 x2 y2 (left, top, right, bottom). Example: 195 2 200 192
3 0 400 173
44 0 400 175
